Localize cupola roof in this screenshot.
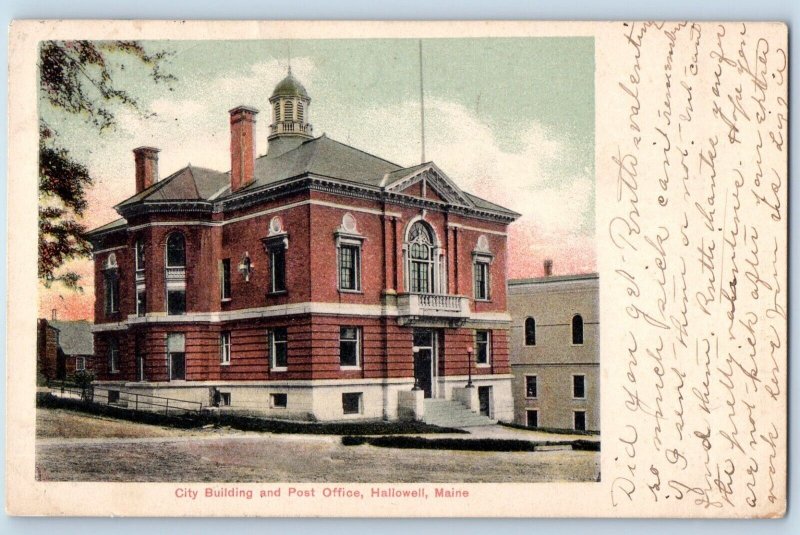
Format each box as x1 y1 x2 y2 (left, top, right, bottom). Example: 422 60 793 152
271 72 309 99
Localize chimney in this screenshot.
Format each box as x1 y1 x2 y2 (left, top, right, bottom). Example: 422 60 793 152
134 147 160 193
51 308 57 321
229 106 259 192
543 259 553 277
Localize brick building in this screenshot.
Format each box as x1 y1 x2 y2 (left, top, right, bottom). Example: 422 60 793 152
37 318 95 381
86 71 519 421
508 271 599 432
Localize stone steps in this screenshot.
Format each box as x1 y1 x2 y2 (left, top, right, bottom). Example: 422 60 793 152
422 399 496 428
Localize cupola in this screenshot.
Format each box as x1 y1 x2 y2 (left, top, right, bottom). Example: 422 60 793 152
267 68 313 158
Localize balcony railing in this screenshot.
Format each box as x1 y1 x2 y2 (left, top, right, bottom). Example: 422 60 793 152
270 121 313 135
397 293 470 324
165 267 186 281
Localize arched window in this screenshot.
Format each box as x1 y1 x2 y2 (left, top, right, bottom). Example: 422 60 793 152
273 101 281 122
572 314 584 345
524 317 536 346
166 233 186 268
284 100 294 121
297 101 304 123
406 221 436 293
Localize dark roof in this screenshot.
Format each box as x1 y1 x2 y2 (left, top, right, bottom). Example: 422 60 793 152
92 134 518 234
509 273 599 286
86 218 127 236
272 73 309 99
117 165 227 209
50 320 94 355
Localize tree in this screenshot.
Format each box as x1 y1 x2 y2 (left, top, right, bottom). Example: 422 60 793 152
38 41 175 289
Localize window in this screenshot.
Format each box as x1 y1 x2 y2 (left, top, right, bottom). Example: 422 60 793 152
525 375 538 398
271 393 288 408
269 328 288 370
572 314 584 345
526 410 539 429
297 101 304 123
167 333 186 381
108 338 119 373
269 247 286 293
108 390 120 404
474 260 490 300
104 272 120 315
524 317 536 346
220 332 231 365
220 258 232 300
339 327 361 368
135 239 145 272
219 392 231 406
166 233 186 267
573 374 586 399
76 356 86 372
167 290 186 315
273 101 281 122
475 330 491 365
284 100 293 121
574 410 587 431
136 288 147 317
407 221 436 293
338 244 361 291
342 392 363 415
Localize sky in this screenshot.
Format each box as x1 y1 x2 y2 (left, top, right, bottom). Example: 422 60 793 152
39 37 595 321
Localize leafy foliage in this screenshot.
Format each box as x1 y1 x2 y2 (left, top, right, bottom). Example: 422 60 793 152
38 41 174 288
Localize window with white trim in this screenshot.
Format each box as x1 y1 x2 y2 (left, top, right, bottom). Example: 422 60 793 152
339 327 361 368
573 374 586 399
167 333 186 381
406 220 438 293
76 356 86 372
220 331 231 365
269 327 288 370
342 392 363 415
525 375 538 398
475 330 491 365
108 338 119 374
474 260 490 300
336 213 363 292
135 239 145 272
220 258 232 300
136 288 147 317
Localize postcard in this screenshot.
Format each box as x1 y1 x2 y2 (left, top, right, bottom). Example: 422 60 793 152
6 20 787 517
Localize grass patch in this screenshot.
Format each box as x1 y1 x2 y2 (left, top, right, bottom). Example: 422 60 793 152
36 393 465 436
499 421 600 436
342 435 601 452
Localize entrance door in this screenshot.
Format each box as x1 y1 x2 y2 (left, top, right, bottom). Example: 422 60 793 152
478 386 492 417
413 329 435 398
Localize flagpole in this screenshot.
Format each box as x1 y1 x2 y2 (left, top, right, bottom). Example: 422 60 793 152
419 39 426 164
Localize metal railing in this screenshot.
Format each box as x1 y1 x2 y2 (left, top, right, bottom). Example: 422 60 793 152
48 380 203 417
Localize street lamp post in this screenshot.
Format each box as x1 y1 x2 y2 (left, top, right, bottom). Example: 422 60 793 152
466 346 474 388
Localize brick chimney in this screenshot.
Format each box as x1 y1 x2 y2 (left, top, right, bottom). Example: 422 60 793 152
543 259 553 277
229 106 259 192
133 146 160 193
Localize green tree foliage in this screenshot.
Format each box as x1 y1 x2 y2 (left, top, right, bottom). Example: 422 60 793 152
38 41 174 289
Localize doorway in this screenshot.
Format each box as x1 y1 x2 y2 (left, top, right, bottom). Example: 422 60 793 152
413 329 436 398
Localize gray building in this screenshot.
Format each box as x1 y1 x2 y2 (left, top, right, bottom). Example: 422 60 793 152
508 272 599 432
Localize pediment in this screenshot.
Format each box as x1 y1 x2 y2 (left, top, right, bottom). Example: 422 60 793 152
382 163 474 208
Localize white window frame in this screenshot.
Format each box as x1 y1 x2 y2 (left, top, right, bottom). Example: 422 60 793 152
136 287 146 317
573 410 587 431
337 241 362 292
220 331 231 365
108 339 119 374
339 326 362 369
342 392 363 415
269 328 288 371
524 374 538 399
572 373 586 399
473 259 491 301
526 409 539 428
76 356 86 372
220 258 232 301
270 393 288 409
134 239 145 272
165 233 186 269
475 330 491 367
